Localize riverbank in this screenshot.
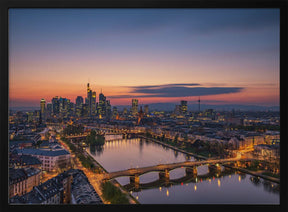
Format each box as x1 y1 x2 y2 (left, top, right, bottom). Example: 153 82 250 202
139 135 280 184
85 149 140 204
139 135 209 160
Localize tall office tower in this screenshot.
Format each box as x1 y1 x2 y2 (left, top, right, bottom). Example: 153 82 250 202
59 97 67 115
132 99 138 116
87 83 91 97
106 100 111 119
76 96 83 117
99 92 106 117
144 105 149 115
46 103 52 118
52 96 60 115
180 100 188 115
40 99 46 123
92 91 96 115
76 96 84 106
87 83 92 117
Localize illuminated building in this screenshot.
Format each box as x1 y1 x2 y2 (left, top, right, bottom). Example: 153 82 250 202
76 96 83 106
26 112 34 123
92 91 96 116
82 103 88 117
137 106 144 125
46 103 52 118
59 97 70 117
97 91 111 119
40 99 46 123
87 83 92 116
9 167 41 198
98 92 106 117
52 96 60 115
106 100 111 119
13 148 71 172
76 96 83 117
132 99 138 116
180 100 187 115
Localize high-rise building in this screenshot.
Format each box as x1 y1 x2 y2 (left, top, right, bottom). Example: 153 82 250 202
144 105 149 115
52 96 60 115
106 100 111 119
98 92 106 117
40 99 46 123
75 96 83 117
87 83 92 117
92 91 96 116
46 103 52 118
132 99 138 116
76 96 83 106
180 100 187 115
59 97 68 115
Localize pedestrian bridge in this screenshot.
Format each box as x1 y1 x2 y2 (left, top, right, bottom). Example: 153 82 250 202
102 157 252 183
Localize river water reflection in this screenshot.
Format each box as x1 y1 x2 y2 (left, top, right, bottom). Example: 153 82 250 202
88 138 279 204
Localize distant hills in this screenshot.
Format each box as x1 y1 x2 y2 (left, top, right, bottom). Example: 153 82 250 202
10 103 279 112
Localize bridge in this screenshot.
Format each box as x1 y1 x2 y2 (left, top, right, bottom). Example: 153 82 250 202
66 133 125 142
122 167 239 192
102 157 251 184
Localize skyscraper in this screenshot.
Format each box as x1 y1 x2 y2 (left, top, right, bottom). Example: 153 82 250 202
92 91 96 116
76 96 83 107
40 99 46 123
132 99 138 116
46 103 52 118
98 92 106 117
180 100 187 115
87 83 92 117
75 96 83 117
106 100 111 119
52 96 60 115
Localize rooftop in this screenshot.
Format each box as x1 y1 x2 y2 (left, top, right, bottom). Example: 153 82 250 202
14 148 70 157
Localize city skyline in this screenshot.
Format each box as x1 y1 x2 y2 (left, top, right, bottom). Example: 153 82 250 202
9 9 280 107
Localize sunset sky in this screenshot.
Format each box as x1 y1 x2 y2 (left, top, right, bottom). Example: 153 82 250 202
9 9 280 107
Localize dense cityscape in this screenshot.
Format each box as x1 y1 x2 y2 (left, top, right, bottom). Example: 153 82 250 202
7 8 281 206
8 83 280 204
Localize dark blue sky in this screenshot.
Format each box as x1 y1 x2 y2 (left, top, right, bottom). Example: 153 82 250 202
9 9 280 107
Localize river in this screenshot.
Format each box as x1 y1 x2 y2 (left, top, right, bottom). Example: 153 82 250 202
88 138 279 204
